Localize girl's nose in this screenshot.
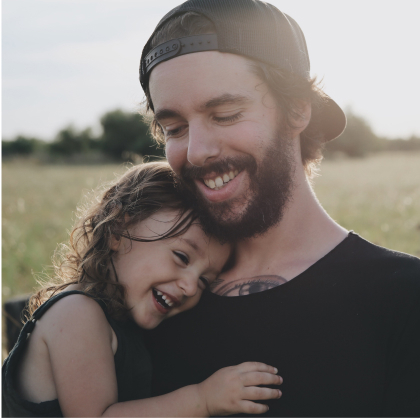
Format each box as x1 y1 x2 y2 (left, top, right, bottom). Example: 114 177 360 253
176 273 199 297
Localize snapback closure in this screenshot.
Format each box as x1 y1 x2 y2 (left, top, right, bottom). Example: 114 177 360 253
144 33 218 74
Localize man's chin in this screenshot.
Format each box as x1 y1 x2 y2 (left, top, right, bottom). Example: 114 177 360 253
190 191 252 237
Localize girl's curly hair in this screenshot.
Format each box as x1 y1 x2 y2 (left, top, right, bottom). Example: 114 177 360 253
28 161 198 320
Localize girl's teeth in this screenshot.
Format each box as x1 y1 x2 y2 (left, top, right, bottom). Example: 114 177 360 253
167 301 173 307
156 290 162 296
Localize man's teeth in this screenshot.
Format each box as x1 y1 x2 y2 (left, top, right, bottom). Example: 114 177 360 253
204 170 239 190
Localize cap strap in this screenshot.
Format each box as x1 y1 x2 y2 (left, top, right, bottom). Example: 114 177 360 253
144 33 218 75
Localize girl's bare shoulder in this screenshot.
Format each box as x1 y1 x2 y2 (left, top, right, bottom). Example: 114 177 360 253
35 294 114 345
17 294 115 404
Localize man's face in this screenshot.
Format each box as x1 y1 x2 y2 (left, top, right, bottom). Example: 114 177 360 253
149 51 296 240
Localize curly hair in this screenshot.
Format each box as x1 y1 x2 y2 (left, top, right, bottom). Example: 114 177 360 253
143 12 326 177
28 161 198 320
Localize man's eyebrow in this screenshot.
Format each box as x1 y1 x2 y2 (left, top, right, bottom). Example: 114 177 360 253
202 93 252 110
154 109 182 123
180 237 204 258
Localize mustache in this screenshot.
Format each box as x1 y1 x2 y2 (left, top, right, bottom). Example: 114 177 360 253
180 156 257 180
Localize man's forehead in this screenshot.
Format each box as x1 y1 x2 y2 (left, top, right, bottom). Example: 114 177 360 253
149 51 258 109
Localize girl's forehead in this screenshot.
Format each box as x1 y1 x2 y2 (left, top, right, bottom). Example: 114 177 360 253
131 209 188 237
131 209 230 263
184 225 232 267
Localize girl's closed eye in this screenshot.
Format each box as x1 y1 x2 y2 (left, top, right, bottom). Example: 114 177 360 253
173 251 189 265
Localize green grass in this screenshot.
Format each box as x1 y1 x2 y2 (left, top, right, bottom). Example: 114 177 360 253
2 151 420 302
313 152 420 257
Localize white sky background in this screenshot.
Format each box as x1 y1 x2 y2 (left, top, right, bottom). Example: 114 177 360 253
2 0 420 140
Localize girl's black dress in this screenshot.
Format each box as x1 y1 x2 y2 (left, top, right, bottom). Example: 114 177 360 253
2 290 152 417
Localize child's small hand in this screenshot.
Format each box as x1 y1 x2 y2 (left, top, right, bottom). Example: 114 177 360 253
197 362 282 416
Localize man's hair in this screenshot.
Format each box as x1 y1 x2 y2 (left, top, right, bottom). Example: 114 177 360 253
28 161 198 320
144 12 327 177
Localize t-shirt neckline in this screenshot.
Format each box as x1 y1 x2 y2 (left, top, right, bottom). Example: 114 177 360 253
205 231 357 300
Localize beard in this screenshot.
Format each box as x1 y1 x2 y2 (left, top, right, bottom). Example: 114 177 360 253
178 131 296 242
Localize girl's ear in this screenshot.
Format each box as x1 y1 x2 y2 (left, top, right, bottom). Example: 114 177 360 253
110 234 121 252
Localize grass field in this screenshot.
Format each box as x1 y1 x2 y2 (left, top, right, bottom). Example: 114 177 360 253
2 151 420 302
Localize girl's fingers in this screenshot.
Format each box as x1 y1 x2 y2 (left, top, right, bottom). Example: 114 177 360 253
243 386 282 401
238 400 270 415
242 371 283 386
237 361 278 374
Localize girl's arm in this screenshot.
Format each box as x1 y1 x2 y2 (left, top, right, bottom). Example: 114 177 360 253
42 295 281 417
102 362 282 417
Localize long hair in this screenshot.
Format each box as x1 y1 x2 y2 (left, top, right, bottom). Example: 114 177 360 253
28 161 198 320
143 12 326 178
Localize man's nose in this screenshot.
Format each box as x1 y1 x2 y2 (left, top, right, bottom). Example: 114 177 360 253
187 121 221 167
176 273 199 297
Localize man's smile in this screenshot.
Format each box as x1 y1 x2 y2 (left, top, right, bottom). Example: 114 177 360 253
203 169 239 190
195 169 246 203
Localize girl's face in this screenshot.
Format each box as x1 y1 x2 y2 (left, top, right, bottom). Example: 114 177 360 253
111 210 231 329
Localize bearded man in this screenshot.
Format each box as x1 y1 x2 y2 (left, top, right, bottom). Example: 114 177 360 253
140 0 420 416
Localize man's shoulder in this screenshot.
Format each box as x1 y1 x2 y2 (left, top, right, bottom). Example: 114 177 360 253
345 232 420 271
329 232 420 296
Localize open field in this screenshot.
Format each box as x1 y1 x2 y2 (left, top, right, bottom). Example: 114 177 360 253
2 152 420 302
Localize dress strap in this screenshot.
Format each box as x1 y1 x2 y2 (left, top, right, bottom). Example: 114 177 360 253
24 290 106 335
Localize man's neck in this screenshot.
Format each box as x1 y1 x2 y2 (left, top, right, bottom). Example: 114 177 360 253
211 166 348 296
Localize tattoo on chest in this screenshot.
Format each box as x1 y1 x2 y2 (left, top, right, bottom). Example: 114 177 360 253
210 275 288 296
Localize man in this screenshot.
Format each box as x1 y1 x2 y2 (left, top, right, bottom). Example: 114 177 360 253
140 0 420 416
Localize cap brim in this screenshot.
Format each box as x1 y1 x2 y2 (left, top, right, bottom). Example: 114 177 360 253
318 95 346 142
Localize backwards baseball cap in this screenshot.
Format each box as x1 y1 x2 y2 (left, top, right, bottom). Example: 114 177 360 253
140 0 346 142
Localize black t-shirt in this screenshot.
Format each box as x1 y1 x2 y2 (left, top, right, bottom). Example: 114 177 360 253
145 233 420 417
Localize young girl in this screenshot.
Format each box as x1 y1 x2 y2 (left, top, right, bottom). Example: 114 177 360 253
2 162 282 417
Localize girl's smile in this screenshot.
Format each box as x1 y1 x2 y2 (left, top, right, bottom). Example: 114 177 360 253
111 210 230 329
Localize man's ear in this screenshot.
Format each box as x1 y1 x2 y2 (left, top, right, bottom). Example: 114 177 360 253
110 234 121 252
290 100 311 136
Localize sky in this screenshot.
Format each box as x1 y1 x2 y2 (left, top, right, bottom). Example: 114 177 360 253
2 0 420 141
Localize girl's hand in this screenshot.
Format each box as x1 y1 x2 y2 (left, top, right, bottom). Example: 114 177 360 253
196 362 282 416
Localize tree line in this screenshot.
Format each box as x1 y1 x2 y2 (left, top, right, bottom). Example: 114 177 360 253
2 108 420 162
2 110 164 163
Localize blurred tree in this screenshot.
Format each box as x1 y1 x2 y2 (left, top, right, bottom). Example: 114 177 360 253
49 126 99 156
2 136 45 157
385 135 420 151
324 109 381 157
98 109 164 161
